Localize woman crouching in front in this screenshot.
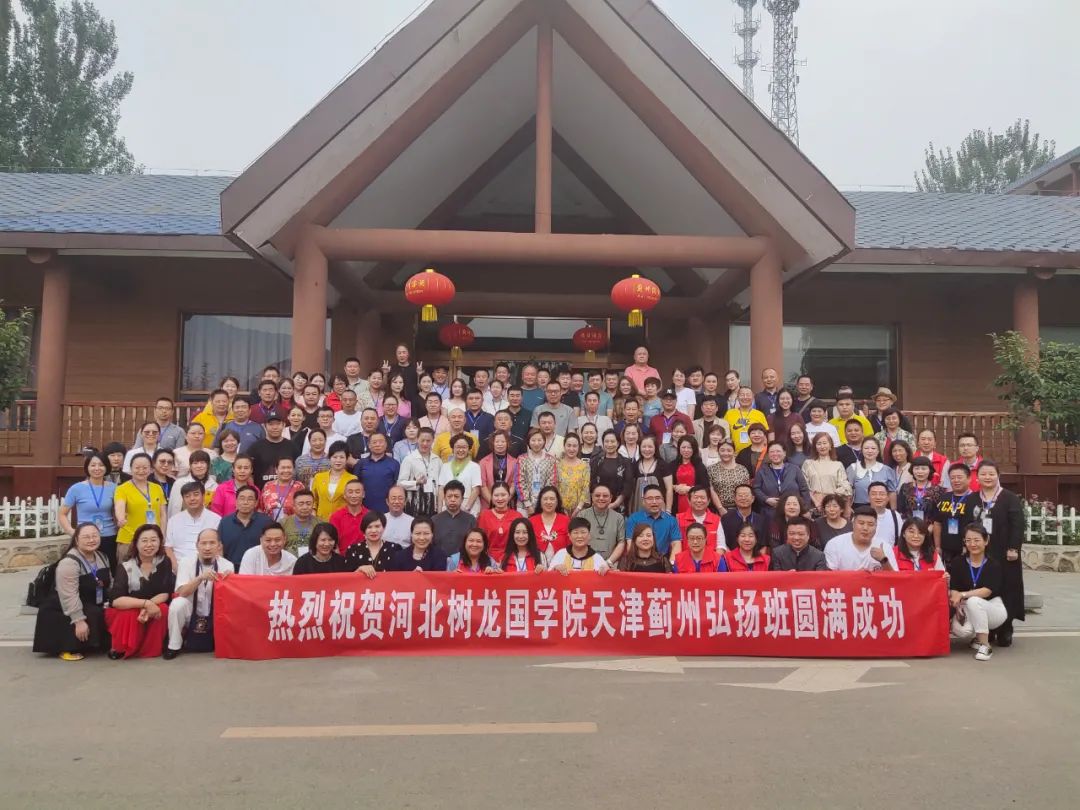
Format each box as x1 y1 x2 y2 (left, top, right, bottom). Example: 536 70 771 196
104 524 175 659
949 524 1007 662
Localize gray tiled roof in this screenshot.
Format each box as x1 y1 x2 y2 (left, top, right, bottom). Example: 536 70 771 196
0 173 231 235
1 174 1079 254
844 190 1080 253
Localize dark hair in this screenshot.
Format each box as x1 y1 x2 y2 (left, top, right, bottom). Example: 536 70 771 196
128 452 153 469
568 516 591 534
948 461 971 477
642 484 664 498
821 493 847 511
460 528 495 570
327 441 349 458
784 515 813 538
684 521 709 540
260 521 286 538
962 523 990 546
442 479 465 496
852 505 878 521
151 448 174 464
308 522 339 555
771 494 806 544
66 521 103 555
82 451 110 479
450 433 474 451
360 511 386 532
234 485 259 501
180 480 205 498
126 523 165 562
897 517 935 564
293 488 315 501
216 428 240 449
533 485 564 515
410 516 435 538
733 523 767 556
502 518 543 570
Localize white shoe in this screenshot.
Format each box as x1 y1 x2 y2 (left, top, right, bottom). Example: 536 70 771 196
970 639 981 651
974 644 993 661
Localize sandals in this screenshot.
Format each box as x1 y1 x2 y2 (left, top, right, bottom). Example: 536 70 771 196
58 652 85 661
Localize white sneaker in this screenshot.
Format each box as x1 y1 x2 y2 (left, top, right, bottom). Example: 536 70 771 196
974 644 993 661
970 639 981 651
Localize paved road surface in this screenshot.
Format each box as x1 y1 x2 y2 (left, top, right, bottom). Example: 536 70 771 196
2 569 1078 808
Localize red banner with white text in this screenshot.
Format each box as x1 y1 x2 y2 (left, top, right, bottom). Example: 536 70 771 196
213 572 950 660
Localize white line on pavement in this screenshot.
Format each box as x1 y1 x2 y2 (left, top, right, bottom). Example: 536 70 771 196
221 722 598 739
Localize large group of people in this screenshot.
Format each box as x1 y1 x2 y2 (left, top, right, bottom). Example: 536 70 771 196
34 345 1024 664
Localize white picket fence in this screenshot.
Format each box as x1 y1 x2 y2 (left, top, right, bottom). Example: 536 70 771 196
1026 505 1080 546
0 496 62 539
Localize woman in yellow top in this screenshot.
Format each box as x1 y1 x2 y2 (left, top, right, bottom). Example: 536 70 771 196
310 442 357 520
113 453 168 562
556 433 591 519
723 386 769 453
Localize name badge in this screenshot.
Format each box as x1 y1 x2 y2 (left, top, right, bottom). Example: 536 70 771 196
662 432 672 445
145 509 157 525
738 431 749 444
93 517 104 530
982 516 993 533
913 509 924 521
947 518 959 535
469 429 479 442
532 479 542 496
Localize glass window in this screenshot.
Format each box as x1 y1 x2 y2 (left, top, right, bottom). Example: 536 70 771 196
1042 326 1080 345
416 316 644 355
181 315 329 395
729 324 897 398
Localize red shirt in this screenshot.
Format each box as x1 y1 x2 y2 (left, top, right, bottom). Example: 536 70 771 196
677 509 721 547
648 410 694 442
477 508 519 561
673 547 722 573
915 451 947 486
329 506 369 555
530 513 570 556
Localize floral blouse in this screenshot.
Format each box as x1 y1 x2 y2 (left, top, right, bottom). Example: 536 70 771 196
516 453 558 512
556 459 591 514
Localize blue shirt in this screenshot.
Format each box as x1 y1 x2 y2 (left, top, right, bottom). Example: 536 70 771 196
521 387 546 412
221 420 265 454
63 480 118 536
219 511 273 570
355 455 401 512
625 510 683 554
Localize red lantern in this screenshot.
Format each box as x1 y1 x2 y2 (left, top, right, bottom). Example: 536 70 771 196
572 325 608 360
438 322 475 360
611 273 661 327
405 268 455 322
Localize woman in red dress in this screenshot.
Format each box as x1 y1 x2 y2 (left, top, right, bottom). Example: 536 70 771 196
671 436 710 516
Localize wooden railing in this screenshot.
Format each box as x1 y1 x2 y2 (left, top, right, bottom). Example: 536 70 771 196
0 400 37 457
905 411 1017 470
60 401 206 457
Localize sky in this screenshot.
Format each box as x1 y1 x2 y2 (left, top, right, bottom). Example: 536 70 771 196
88 0 1080 188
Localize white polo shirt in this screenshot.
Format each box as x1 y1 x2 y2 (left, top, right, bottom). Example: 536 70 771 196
165 508 222 562
824 532 897 572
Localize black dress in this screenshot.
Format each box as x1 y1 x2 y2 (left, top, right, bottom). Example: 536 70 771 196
293 553 351 575
33 552 112 656
961 489 1025 623
109 558 176 602
344 541 398 572
390 545 449 572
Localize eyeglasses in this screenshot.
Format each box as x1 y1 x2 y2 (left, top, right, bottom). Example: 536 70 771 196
143 430 159 436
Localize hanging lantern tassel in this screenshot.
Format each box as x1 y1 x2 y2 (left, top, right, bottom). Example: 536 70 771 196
439 322 475 361
572 326 608 360
611 274 661 328
405 268 456 323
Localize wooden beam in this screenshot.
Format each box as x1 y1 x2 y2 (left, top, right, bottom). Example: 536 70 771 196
535 20 554 233
551 131 707 296
363 117 538 290
312 226 768 267
367 289 697 318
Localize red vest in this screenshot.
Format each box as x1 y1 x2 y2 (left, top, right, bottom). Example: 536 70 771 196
673 548 721 573
893 549 940 572
722 550 770 572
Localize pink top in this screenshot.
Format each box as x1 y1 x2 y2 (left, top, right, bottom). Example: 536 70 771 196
624 364 661 393
210 478 261 517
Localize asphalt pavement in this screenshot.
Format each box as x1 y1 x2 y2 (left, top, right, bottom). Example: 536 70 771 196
2 568 1078 809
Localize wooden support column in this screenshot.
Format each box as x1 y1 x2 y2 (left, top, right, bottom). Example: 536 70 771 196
354 308 382 374
749 247 783 385
535 21 554 234
31 253 70 465
292 231 329 375
1013 272 1043 474
687 316 713 372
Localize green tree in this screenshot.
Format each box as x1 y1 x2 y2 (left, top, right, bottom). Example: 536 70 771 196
0 0 136 173
992 331 1080 446
0 306 33 411
915 119 1055 193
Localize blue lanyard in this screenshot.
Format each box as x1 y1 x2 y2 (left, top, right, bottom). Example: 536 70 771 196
466 411 482 429
913 485 926 509
949 494 964 515
773 464 786 489
968 560 985 588
135 482 153 505
88 482 105 510
381 417 395 435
